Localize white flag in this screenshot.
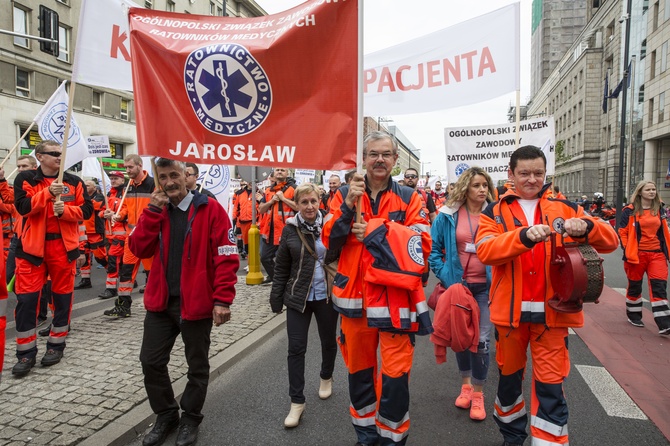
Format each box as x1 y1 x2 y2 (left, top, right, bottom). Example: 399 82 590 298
364 3 520 116
196 164 232 210
72 0 139 91
81 157 112 193
34 81 90 170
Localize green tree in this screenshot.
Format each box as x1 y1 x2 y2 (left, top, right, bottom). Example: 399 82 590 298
554 140 571 163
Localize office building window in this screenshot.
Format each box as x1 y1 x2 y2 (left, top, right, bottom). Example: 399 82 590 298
145 0 153 8
649 98 655 126
663 41 669 72
660 93 665 123
121 99 130 121
16 69 30 97
110 143 124 159
13 6 29 48
167 0 175 12
58 26 70 63
92 91 102 114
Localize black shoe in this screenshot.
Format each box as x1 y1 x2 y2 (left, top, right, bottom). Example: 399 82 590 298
36 317 48 327
12 357 36 377
98 289 118 299
261 277 272 286
39 324 51 337
142 416 180 446
628 318 645 327
240 251 248 260
176 424 199 446
139 285 146 294
104 304 131 317
134 280 138 289
74 278 92 290
41 349 63 366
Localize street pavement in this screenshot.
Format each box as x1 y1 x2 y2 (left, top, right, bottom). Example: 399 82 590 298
0 266 282 446
1 251 670 445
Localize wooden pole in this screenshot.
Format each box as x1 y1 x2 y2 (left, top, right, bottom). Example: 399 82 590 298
99 158 111 233
114 179 132 219
1 122 34 169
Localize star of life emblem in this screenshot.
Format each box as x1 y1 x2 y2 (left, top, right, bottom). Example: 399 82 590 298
408 235 424 266
184 43 272 136
39 102 83 147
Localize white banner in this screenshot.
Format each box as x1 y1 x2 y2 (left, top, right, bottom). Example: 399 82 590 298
82 157 112 193
322 170 348 188
444 116 556 184
364 3 520 116
72 0 139 91
87 135 112 158
34 82 90 170
196 164 232 210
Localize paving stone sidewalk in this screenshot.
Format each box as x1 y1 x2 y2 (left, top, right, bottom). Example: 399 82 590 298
0 279 278 446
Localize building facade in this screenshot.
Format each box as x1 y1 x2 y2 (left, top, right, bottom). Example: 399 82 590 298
1 0 266 173
527 0 667 204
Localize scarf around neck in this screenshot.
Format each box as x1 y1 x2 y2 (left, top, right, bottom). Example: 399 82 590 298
296 212 322 237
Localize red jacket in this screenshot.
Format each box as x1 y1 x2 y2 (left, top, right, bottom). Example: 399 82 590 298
430 283 480 363
128 192 239 320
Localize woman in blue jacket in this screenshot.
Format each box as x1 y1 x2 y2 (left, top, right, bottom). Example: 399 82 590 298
428 166 494 421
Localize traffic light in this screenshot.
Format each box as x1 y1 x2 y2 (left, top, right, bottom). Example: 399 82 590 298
39 5 59 57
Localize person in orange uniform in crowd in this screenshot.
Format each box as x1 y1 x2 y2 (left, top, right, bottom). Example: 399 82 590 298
98 171 128 300
552 185 567 200
104 154 154 318
232 180 256 260
321 174 342 213
430 180 447 208
6 155 37 285
322 131 431 446
75 180 107 290
0 172 16 261
0 166 13 380
475 145 618 446
258 167 297 284
618 180 670 334
12 140 92 377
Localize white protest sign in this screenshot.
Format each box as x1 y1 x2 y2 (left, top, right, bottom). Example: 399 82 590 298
87 135 112 158
444 116 555 184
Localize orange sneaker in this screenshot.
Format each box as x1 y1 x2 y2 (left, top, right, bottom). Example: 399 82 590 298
470 391 486 421
455 384 474 409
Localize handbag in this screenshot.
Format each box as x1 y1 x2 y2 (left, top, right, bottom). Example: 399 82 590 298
428 254 472 311
295 228 337 297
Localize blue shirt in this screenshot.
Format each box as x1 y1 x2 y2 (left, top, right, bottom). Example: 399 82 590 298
307 235 328 301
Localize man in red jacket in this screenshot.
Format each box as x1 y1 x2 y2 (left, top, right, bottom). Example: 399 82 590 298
129 158 238 446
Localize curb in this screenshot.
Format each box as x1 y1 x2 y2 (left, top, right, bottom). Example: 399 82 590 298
78 313 286 446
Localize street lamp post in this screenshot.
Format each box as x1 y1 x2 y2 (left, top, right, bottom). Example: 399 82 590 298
421 162 431 177
615 0 632 230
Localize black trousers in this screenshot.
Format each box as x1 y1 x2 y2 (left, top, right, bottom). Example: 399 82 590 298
286 299 339 404
260 238 278 281
139 297 213 426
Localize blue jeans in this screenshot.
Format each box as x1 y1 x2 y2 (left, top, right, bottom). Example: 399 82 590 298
454 282 492 386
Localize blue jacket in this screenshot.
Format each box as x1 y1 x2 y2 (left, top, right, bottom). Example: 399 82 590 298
429 202 491 288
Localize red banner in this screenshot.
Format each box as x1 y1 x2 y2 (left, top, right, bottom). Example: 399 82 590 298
129 0 358 169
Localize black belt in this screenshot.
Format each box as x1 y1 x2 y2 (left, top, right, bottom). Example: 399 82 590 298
45 233 62 240
640 249 663 253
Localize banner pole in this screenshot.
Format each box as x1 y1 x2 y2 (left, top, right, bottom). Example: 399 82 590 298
115 179 132 219
1 122 34 169
355 0 364 224
56 81 76 184
151 157 162 192
5 167 18 182
99 158 112 234
198 165 212 193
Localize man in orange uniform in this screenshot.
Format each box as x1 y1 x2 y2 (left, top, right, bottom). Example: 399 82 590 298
75 180 107 290
322 131 431 446
258 168 296 283
232 180 255 260
12 140 92 377
0 173 16 261
321 174 342 213
104 154 154 318
98 171 128 299
475 146 618 446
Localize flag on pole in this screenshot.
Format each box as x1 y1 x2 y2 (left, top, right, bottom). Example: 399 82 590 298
128 0 359 170
607 62 632 100
82 157 112 193
196 164 232 209
602 72 609 113
34 81 90 170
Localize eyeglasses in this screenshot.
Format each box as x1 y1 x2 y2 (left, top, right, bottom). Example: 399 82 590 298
38 151 62 158
404 174 418 179
367 152 395 160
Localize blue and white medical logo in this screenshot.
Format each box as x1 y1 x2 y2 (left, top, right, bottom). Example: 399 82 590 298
39 101 83 148
198 165 230 199
184 44 272 136
455 163 470 176
407 235 424 266
228 228 236 244
552 217 565 234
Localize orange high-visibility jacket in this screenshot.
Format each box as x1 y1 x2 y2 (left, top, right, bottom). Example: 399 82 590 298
125 170 155 228
260 181 296 245
322 178 431 318
475 185 619 329
0 180 15 239
101 185 128 241
618 203 670 264
232 187 256 224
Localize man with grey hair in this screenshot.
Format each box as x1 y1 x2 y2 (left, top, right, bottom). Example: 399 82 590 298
129 158 238 446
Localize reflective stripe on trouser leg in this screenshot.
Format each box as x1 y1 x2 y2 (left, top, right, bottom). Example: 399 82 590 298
624 261 645 321
646 252 670 328
529 326 570 445
377 331 413 446
339 315 380 445
15 291 40 359
80 250 92 279
47 292 73 351
494 324 530 445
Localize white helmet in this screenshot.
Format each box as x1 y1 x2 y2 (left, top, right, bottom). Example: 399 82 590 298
594 192 604 199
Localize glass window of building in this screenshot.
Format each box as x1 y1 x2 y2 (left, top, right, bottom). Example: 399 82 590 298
663 41 669 72
13 6 29 48
145 0 153 9
167 0 175 12
16 69 30 97
92 91 102 114
121 99 130 121
110 143 124 159
660 92 665 123
57 26 70 63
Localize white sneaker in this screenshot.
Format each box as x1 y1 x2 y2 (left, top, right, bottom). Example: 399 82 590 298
659 327 670 336
319 378 333 400
284 403 305 428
